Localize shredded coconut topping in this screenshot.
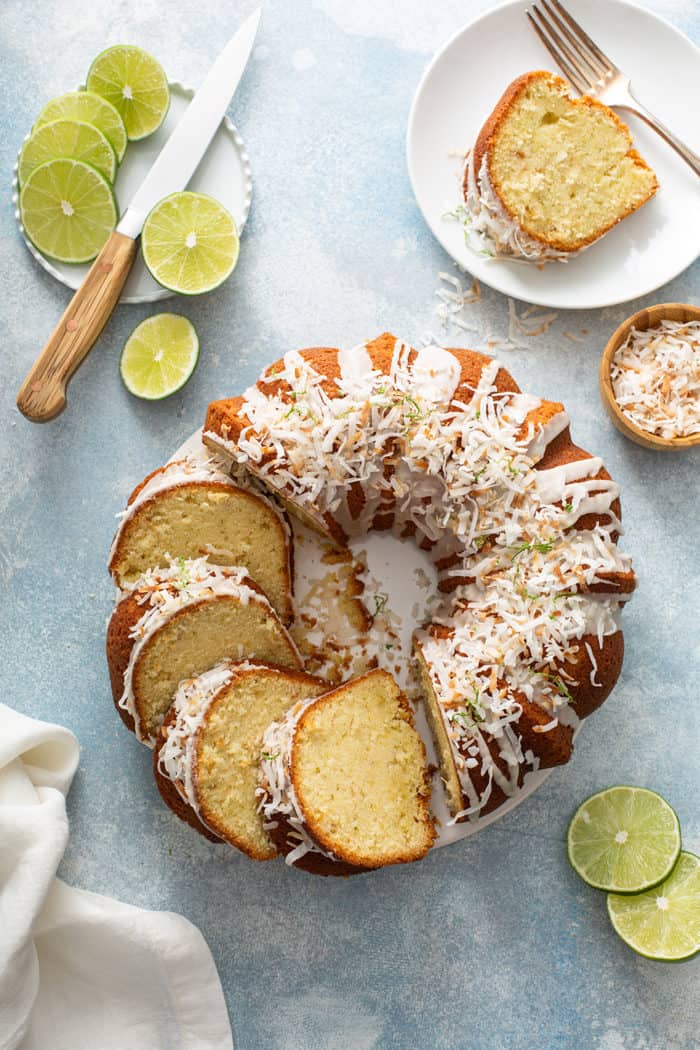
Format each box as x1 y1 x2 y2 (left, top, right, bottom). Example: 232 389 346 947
208 338 633 820
257 697 339 868
117 557 271 746
610 320 700 439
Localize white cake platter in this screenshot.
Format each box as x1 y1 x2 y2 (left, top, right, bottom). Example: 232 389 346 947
173 428 564 851
13 82 252 304
407 0 700 310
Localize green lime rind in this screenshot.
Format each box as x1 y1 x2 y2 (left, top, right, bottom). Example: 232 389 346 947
18 119 117 186
19 157 117 264
120 313 199 400
567 786 681 894
141 191 240 296
608 852 700 962
86 45 169 141
34 91 127 163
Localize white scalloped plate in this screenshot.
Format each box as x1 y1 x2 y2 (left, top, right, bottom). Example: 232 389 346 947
13 82 252 304
407 0 700 310
174 429 568 850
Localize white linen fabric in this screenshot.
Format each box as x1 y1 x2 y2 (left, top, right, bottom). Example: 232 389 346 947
0 704 233 1050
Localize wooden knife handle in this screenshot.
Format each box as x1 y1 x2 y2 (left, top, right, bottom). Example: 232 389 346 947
17 231 138 423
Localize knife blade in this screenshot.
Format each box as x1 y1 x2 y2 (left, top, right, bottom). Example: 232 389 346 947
17 8 261 423
118 7 261 238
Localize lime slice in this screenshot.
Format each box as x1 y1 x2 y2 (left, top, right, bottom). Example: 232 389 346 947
19 158 117 263
120 314 199 400
141 191 240 295
18 119 117 186
86 45 169 141
567 786 681 894
608 852 700 962
34 91 127 163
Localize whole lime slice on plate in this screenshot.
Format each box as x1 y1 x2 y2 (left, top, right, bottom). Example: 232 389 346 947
34 91 127 163
19 157 117 263
18 119 117 185
141 191 240 295
608 852 700 961
86 45 169 140
120 314 199 400
567 786 681 894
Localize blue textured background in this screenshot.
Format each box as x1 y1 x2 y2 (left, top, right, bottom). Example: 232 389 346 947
2 2 699 1047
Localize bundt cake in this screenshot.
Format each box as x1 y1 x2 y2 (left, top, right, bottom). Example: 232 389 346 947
109 454 293 623
106 557 301 746
154 660 328 859
462 71 658 261
203 332 635 823
257 668 435 876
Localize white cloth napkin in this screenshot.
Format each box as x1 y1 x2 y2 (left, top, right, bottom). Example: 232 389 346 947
0 704 233 1050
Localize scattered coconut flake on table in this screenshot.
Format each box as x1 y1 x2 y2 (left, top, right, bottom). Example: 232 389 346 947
610 320 700 439
434 270 481 334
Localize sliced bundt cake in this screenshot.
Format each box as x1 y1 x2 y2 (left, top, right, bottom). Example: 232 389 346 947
106 557 301 746
109 455 293 623
257 668 435 876
154 660 328 859
463 71 658 260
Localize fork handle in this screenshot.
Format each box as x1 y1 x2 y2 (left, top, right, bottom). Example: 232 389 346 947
620 92 700 177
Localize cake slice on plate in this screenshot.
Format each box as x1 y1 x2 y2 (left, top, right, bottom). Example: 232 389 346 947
257 668 436 876
106 557 301 747
463 71 658 261
154 660 328 857
109 455 294 624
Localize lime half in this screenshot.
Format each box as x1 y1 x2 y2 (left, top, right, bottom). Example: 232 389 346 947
608 852 700 962
34 91 127 163
141 191 239 295
18 119 117 186
20 158 117 263
567 786 681 894
120 314 199 400
86 45 169 140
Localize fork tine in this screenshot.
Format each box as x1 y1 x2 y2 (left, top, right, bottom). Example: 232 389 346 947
550 0 616 74
541 0 608 80
528 8 591 94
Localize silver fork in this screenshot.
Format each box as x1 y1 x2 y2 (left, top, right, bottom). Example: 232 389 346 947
527 0 700 177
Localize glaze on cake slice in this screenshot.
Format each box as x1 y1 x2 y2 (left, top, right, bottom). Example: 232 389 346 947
109 455 294 623
106 557 301 746
257 669 435 876
463 71 658 260
154 660 328 858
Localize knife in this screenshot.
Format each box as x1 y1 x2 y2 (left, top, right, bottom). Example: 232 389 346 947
17 8 261 423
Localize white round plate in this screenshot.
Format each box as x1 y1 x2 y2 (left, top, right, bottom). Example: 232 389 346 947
173 429 565 850
407 0 700 310
13 82 252 304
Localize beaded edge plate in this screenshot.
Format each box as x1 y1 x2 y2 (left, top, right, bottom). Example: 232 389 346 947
12 81 253 304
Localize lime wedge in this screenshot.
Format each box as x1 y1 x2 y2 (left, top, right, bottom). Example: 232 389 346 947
141 191 239 295
86 45 169 140
19 158 117 263
608 852 700 961
567 786 681 893
120 314 199 400
34 91 127 163
18 119 117 186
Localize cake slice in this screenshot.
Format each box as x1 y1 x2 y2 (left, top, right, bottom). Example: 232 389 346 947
463 71 658 260
109 455 293 623
154 661 328 858
106 557 301 746
257 668 435 876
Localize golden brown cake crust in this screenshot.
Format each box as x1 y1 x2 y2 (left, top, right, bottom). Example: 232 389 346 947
153 707 223 844
465 70 658 253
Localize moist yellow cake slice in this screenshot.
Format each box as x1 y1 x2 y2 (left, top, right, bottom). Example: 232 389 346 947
463 71 658 260
109 455 293 623
257 668 435 876
154 661 328 859
106 557 301 746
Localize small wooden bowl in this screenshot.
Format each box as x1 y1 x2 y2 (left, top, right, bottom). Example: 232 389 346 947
599 302 700 451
